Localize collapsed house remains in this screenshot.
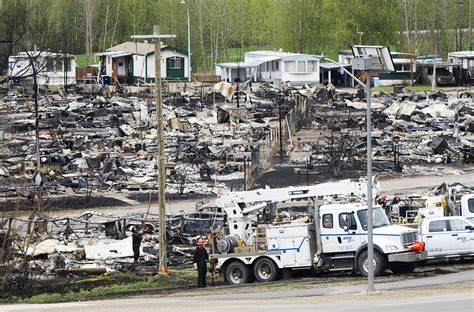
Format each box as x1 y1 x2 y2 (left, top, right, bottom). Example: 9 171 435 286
0 80 313 209
282 86 473 184
0 64 472 292
0 206 225 290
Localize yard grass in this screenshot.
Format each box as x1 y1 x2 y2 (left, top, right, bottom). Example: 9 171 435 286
3 268 197 304
372 85 439 92
75 54 99 68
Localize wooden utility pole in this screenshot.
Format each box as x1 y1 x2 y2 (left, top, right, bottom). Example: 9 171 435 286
84 0 92 65
131 26 176 275
154 25 167 275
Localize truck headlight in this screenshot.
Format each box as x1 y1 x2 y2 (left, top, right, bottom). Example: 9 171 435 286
385 245 399 251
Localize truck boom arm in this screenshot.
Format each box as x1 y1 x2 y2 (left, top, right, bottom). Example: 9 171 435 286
215 177 379 245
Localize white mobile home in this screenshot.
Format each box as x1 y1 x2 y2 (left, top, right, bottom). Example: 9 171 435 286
448 51 474 85
216 50 321 86
8 51 76 86
96 42 189 84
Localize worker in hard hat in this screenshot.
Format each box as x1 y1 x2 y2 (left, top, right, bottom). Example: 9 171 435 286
193 239 209 288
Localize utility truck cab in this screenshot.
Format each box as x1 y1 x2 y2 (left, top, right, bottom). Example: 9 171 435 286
317 203 423 276
209 178 426 285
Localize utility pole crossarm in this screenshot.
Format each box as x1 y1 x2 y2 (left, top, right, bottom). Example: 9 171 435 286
130 34 176 40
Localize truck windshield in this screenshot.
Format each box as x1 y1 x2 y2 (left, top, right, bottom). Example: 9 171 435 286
357 208 390 230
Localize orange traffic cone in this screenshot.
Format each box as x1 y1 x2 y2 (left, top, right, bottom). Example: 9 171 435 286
409 240 424 253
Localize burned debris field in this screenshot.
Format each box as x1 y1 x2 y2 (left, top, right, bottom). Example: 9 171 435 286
0 80 472 301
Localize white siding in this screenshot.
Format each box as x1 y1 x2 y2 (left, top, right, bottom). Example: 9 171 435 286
105 56 113 76
133 55 146 79
281 60 320 84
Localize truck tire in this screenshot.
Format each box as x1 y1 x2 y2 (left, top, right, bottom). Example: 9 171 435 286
390 263 416 274
225 261 250 285
357 250 386 277
253 257 279 283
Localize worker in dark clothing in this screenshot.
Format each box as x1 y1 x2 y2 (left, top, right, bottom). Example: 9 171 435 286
193 239 209 288
131 226 143 264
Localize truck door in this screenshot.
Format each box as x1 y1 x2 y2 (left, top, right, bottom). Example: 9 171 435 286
448 219 474 255
337 212 361 252
425 219 451 256
319 213 340 253
320 212 360 253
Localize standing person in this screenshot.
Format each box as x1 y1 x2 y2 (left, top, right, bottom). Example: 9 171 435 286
193 239 209 288
131 226 143 265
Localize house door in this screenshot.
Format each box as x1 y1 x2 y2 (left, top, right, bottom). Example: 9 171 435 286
127 56 134 83
166 56 185 79
116 57 125 76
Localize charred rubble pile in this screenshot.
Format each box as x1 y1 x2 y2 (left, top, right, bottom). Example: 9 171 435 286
290 87 473 177
0 206 224 287
0 82 297 204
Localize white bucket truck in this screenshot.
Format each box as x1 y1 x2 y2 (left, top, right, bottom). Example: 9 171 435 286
210 178 427 284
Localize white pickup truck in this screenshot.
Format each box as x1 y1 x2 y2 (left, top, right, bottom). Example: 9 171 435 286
419 216 474 259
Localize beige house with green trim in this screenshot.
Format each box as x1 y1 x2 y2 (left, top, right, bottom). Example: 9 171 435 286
96 42 188 84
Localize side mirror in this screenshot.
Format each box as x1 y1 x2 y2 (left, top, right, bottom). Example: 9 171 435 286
465 225 473 231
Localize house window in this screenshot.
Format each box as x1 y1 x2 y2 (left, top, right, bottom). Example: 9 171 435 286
322 214 333 228
268 61 273 71
46 58 55 71
307 61 315 72
118 62 124 67
274 60 279 71
286 61 296 72
297 61 306 73
170 58 181 69
55 58 63 72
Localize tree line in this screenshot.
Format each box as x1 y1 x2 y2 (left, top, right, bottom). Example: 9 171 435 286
0 0 472 73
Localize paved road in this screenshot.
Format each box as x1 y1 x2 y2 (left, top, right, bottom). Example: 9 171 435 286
379 171 474 195
2 270 473 312
2 292 473 312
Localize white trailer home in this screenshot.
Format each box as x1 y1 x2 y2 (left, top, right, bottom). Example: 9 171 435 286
448 51 474 85
216 50 321 86
8 51 76 86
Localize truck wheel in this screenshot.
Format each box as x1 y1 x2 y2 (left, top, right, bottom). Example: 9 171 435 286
253 257 279 283
390 263 416 274
225 261 250 285
357 250 386 277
